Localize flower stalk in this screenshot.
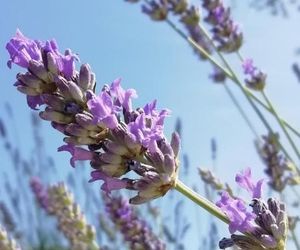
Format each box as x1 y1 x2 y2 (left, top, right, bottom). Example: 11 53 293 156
174 179 229 224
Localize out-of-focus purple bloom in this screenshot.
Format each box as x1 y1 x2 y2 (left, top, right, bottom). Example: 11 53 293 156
58 144 95 168
235 168 264 199
203 0 243 53
242 58 267 91
105 196 166 250
142 0 168 21
242 58 256 75
30 176 49 211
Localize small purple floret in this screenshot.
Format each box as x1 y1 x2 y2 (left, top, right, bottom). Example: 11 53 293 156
58 144 95 167
235 168 264 198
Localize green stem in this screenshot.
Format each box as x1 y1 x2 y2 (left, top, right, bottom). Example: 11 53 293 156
262 91 300 161
196 23 295 163
166 19 260 140
223 84 260 140
163 18 300 138
291 229 300 250
174 179 229 224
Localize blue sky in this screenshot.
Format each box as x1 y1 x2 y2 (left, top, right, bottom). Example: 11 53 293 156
1 0 300 249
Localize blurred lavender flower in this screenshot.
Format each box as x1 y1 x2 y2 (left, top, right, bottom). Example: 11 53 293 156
242 58 267 91
30 177 49 210
199 168 234 197
105 195 165 250
217 168 288 250
202 0 243 53
47 183 98 250
255 133 300 192
142 0 169 21
0 226 21 250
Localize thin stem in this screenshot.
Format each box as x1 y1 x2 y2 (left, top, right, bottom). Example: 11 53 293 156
164 18 300 138
90 241 100 250
291 229 300 250
174 179 229 224
223 84 260 140
262 91 300 160
166 19 260 140
196 23 294 163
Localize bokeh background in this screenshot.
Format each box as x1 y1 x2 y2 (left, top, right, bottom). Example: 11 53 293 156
1 0 300 249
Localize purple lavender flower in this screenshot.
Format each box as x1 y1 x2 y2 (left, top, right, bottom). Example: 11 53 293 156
7 29 77 79
242 58 267 91
7 31 180 205
58 144 96 168
217 169 288 249
110 78 137 112
235 168 264 199
105 195 166 250
142 0 168 21
128 100 170 152
6 29 42 69
87 90 119 129
30 176 49 211
203 0 243 53
217 192 256 234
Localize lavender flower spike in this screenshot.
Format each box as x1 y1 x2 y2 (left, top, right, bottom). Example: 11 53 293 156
7 31 180 204
217 169 288 250
0 226 21 250
105 195 166 250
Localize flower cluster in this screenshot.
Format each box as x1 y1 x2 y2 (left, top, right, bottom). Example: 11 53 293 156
242 58 267 91
135 0 212 60
47 183 97 250
255 133 300 192
217 168 288 250
7 30 181 204
31 178 98 250
202 0 243 53
30 176 49 210
104 195 165 250
0 226 21 250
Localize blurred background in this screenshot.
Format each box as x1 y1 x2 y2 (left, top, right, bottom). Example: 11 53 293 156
1 0 300 249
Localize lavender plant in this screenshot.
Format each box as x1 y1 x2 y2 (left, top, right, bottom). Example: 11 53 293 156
3 0 300 249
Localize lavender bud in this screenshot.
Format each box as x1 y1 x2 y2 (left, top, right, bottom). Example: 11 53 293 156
42 94 66 111
16 85 39 96
100 152 123 164
39 109 73 124
28 60 49 82
75 113 96 130
17 73 43 88
163 154 175 175
100 164 128 177
103 141 129 155
78 64 91 90
170 132 180 157
63 136 96 145
65 123 89 137
180 6 200 26
46 52 59 75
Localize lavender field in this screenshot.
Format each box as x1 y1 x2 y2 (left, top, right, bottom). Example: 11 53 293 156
1 0 300 249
